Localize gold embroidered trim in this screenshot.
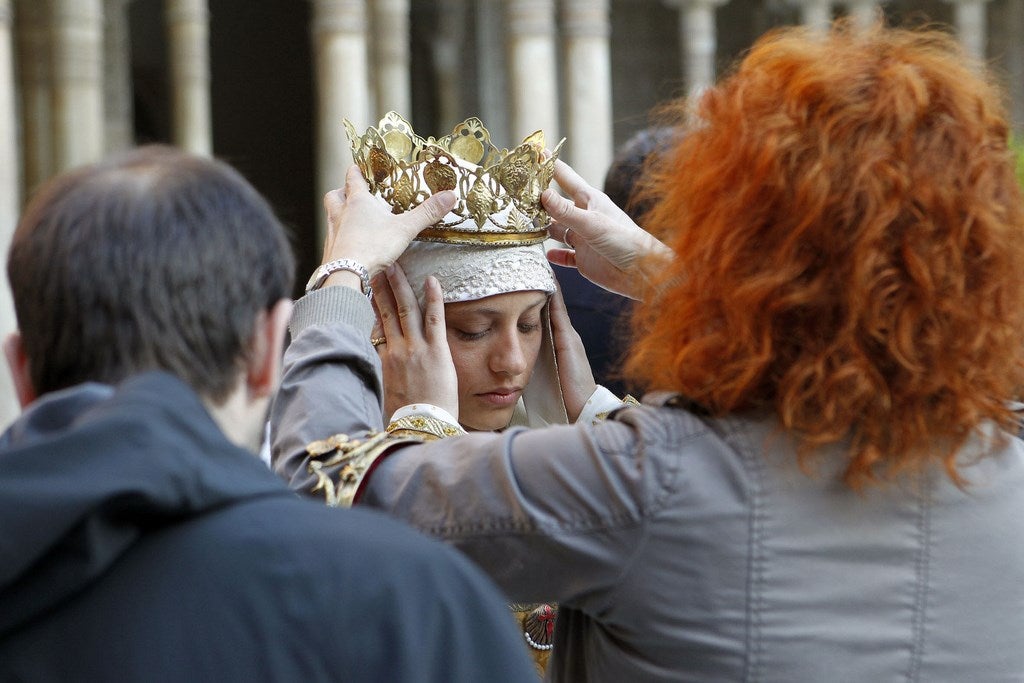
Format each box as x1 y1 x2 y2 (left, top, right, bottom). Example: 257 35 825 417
304 417 465 508
386 415 466 440
594 394 642 422
414 226 548 246
307 431 390 507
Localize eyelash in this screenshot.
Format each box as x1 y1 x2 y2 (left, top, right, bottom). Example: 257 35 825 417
454 323 540 341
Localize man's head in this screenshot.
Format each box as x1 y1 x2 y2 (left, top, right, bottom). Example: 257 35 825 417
6 146 295 440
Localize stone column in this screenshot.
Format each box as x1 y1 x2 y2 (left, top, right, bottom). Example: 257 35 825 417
104 0 134 152
51 0 105 172
371 0 410 117
845 0 877 27
798 0 832 31
475 0 510 145
0 0 17 215
670 0 728 98
561 0 613 186
166 0 212 155
944 0 992 61
505 0 559 143
0 0 19 426
15 0 53 193
432 0 466 130
999 0 1023 131
310 0 371 242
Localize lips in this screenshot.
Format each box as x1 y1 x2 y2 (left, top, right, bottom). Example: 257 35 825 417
476 387 523 407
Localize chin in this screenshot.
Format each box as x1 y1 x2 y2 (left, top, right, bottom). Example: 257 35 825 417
461 410 514 432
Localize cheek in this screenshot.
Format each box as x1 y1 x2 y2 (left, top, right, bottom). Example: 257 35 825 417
524 333 544 375
446 337 481 391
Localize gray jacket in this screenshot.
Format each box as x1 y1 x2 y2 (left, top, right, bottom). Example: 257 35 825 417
272 286 1024 683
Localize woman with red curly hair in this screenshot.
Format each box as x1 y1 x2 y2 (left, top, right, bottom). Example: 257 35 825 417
274 19 1024 681
623 21 1024 491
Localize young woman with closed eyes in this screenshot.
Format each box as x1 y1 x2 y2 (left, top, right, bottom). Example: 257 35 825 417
371 239 624 435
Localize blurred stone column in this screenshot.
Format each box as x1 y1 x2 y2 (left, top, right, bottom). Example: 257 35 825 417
16 0 53 193
0 0 19 426
166 0 212 155
505 0 559 143
432 0 465 130
669 0 728 98
475 0 509 144
104 0 134 152
51 0 104 171
996 0 1023 130
944 0 992 60
310 0 371 242
561 0 612 186
845 0 878 27
799 0 832 31
0 0 17 215
372 0 410 117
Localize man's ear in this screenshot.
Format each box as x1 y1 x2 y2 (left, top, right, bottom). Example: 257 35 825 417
245 298 293 401
3 332 37 408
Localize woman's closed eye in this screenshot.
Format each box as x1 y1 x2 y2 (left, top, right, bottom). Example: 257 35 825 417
518 321 541 334
454 327 490 341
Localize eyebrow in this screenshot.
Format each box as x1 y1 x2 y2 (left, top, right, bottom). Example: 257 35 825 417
451 297 547 318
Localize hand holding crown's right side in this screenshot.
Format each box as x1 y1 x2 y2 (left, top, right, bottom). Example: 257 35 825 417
543 159 673 301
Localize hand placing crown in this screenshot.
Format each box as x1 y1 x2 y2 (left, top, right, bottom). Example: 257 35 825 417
344 112 566 246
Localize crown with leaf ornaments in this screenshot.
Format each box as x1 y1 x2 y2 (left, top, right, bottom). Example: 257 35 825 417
344 112 565 246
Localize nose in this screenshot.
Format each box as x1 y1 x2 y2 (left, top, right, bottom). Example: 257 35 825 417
489 328 529 377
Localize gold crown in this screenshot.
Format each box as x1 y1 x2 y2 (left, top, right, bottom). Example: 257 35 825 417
344 112 565 246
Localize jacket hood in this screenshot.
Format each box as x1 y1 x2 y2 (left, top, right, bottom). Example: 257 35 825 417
0 371 287 638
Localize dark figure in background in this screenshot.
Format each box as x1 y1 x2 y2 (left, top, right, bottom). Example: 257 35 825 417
554 127 679 397
0 146 535 682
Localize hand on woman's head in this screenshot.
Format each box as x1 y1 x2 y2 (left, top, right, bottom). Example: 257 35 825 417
547 286 597 422
321 166 457 274
371 265 460 420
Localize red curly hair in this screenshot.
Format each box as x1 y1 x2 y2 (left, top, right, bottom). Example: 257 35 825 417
626 20 1024 489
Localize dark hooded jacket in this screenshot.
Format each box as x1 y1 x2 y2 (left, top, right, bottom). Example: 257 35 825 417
0 372 534 682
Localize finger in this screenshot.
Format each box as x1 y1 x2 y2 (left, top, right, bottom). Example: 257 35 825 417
323 186 346 215
385 264 424 340
422 276 448 345
550 158 590 200
547 284 571 335
548 284 583 345
548 159 633 222
373 270 404 343
344 164 369 195
400 190 457 231
370 312 385 341
562 227 575 249
368 299 389 353
546 247 578 270
542 188 599 241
